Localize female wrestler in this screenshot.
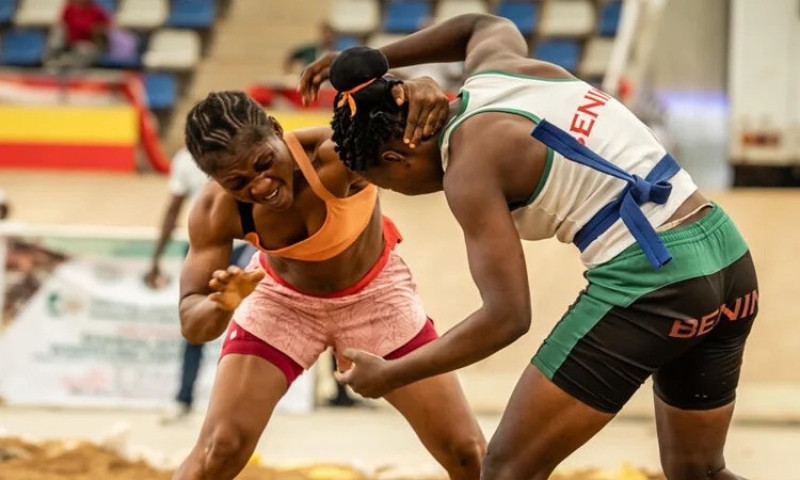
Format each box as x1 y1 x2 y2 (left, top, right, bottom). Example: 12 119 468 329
300 14 758 480
172 86 484 480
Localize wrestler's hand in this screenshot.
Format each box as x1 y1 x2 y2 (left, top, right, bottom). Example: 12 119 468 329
298 51 337 105
334 349 401 399
207 265 265 312
393 76 450 149
299 56 449 147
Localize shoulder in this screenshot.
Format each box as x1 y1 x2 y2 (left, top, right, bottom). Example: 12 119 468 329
449 112 539 168
188 183 240 245
445 113 543 200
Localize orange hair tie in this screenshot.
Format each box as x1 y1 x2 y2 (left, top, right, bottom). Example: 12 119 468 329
336 78 378 117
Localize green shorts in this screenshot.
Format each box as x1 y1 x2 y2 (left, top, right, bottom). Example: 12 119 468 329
532 205 758 413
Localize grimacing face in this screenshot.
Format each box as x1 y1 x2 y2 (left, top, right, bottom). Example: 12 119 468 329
210 126 298 209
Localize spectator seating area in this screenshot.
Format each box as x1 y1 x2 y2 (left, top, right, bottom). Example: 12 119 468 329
1 1 623 126
0 0 229 117
329 0 623 84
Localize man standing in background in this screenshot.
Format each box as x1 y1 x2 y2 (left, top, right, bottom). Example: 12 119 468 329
283 22 337 74
145 147 255 424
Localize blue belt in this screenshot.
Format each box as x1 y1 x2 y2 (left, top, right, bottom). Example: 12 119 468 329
531 120 681 270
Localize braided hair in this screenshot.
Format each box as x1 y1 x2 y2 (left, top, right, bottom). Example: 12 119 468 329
185 91 272 174
329 47 406 172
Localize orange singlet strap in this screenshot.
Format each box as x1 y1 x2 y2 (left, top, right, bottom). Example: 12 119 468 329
282 132 336 202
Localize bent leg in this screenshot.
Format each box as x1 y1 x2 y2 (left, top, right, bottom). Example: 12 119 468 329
385 372 486 480
654 398 747 480
481 365 614 480
172 353 288 480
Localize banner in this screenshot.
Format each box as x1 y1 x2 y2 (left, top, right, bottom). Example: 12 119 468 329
0 225 314 413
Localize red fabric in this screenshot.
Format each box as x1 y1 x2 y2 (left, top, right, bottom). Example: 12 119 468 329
220 321 305 387
62 2 110 44
259 216 404 298
220 318 439 386
384 318 439 360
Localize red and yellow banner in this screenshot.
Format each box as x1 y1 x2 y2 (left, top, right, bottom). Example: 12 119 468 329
0 104 138 172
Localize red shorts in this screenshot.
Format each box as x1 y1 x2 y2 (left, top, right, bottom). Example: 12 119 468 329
219 217 438 387
220 318 439 387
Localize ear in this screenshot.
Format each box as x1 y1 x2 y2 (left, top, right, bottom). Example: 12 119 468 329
268 116 284 137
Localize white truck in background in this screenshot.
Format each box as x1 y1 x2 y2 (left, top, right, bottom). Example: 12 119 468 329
728 0 800 184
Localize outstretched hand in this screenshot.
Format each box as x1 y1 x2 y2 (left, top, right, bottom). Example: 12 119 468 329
334 348 402 399
207 265 265 312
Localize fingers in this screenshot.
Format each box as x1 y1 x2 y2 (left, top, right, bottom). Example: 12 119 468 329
334 369 351 384
298 53 335 105
433 102 449 134
409 104 434 148
208 266 242 290
402 86 423 148
243 268 266 284
391 83 407 106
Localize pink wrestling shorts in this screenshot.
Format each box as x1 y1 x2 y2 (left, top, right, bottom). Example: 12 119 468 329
220 217 438 386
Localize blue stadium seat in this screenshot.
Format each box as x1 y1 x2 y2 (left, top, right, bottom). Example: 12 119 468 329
0 0 16 24
0 29 46 66
95 0 117 14
598 1 622 36
496 1 538 36
335 35 361 52
95 51 143 69
383 0 431 34
534 39 580 73
144 72 178 110
95 30 144 69
167 0 216 29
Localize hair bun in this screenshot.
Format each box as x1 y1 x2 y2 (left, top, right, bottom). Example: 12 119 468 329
329 46 389 91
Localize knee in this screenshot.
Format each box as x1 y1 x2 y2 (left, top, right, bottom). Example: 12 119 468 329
442 434 486 475
482 442 553 480
199 426 250 473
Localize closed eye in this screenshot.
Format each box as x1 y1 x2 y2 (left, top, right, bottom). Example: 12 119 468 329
227 177 248 190
254 154 273 172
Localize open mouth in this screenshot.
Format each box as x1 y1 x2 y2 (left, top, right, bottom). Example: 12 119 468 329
265 188 280 201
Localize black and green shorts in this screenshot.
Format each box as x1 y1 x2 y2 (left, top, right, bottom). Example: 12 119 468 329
532 205 758 413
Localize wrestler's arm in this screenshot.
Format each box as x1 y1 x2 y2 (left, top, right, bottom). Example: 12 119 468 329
178 188 236 344
378 13 528 76
388 129 532 386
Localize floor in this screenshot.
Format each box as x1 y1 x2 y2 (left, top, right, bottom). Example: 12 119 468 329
1 405 797 479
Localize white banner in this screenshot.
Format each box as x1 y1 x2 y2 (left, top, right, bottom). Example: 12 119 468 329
0 225 314 413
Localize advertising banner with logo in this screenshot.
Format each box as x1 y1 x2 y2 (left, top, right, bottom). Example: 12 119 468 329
0 225 314 413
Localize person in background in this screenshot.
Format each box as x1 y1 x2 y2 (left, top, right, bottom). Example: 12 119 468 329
47 0 111 69
0 188 8 221
145 147 256 424
283 22 337 75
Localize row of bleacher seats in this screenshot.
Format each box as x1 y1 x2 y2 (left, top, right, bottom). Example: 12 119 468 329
0 0 220 113
0 0 217 31
330 0 622 38
356 32 614 81
0 28 200 71
332 0 622 81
